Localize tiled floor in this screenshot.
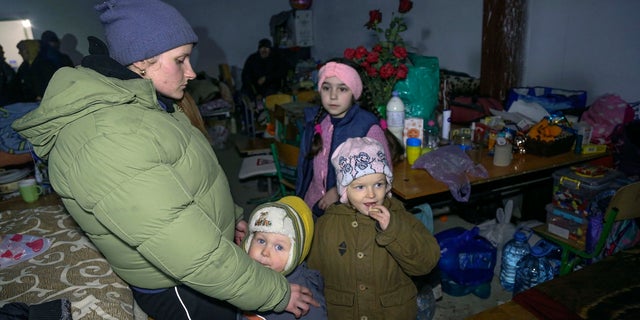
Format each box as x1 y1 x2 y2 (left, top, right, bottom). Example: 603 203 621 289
216 133 514 320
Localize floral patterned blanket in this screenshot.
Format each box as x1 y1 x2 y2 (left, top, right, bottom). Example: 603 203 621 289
0 202 137 319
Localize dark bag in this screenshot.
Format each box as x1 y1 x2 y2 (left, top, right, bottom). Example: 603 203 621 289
613 120 640 176
449 96 503 125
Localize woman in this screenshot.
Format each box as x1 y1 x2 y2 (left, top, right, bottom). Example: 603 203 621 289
12 1 317 319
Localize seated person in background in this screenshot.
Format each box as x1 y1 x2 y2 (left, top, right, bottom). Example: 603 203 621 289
241 38 288 100
241 196 327 320
1 43 17 106
15 39 57 102
307 137 440 320
40 30 74 69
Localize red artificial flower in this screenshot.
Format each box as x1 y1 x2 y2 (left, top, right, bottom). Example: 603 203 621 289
379 63 396 79
365 51 380 64
399 0 413 13
392 46 408 59
365 9 382 29
365 65 378 77
344 48 356 60
396 64 409 79
354 46 369 59
344 5 412 108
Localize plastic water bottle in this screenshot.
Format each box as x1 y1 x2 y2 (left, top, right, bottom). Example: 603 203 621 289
499 230 531 291
513 240 555 297
416 284 436 320
423 120 439 151
386 91 405 143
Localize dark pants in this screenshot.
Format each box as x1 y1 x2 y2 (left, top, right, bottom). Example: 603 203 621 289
132 285 237 320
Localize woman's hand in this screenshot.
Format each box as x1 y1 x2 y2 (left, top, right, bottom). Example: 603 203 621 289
368 204 391 231
234 220 248 245
317 187 339 210
286 284 320 318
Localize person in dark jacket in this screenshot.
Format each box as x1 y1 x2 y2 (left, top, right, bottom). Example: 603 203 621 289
0 43 17 106
14 39 57 102
241 38 288 100
39 30 74 69
241 196 327 320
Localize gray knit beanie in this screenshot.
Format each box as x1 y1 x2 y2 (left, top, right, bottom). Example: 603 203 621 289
95 0 198 66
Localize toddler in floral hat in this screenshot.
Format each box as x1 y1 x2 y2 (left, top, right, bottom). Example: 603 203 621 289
307 137 440 319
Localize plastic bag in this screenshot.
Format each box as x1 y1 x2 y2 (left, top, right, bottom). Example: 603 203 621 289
477 199 517 252
581 94 634 145
394 54 439 121
411 202 435 234
435 226 497 286
0 233 52 269
505 86 587 113
412 145 488 202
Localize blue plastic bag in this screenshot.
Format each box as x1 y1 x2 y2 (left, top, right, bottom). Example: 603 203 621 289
505 86 587 113
435 226 497 286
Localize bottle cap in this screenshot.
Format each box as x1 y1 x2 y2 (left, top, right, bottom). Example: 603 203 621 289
407 138 421 147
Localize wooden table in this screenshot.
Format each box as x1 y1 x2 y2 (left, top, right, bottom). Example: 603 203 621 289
392 148 610 215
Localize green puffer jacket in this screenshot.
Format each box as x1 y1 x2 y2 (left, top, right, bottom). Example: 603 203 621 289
12 66 290 313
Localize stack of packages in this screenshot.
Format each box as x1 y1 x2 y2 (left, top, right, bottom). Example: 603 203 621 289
547 165 629 252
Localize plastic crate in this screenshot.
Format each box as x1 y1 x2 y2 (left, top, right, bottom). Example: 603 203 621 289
545 204 587 250
552 166 623 216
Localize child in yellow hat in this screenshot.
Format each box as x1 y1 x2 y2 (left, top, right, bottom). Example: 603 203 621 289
241 196 327 319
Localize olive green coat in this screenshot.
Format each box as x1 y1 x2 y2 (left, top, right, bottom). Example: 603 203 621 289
307 197 440 320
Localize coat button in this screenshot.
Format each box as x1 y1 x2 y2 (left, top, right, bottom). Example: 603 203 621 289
351 221 358 228
357 252 364 259
359 284 366 291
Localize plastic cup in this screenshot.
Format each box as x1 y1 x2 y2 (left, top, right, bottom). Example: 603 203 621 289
18 178 43 203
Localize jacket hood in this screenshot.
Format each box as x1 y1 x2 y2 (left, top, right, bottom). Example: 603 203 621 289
12 65 159 160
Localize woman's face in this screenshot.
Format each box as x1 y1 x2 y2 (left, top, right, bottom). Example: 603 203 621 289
320 76 354 118
142 44 196 100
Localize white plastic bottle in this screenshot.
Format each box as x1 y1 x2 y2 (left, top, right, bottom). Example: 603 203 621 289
386 91 405 142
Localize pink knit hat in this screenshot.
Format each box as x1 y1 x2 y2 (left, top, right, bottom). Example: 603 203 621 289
331 137 393 203
317 62 363 99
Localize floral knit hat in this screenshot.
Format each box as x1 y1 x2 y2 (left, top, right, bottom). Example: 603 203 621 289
331 137 393 203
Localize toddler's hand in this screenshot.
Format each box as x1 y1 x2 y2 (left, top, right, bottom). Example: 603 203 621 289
368 205 390 230
318 187 339 210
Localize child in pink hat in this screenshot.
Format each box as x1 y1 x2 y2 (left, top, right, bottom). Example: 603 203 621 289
307 137 440 320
